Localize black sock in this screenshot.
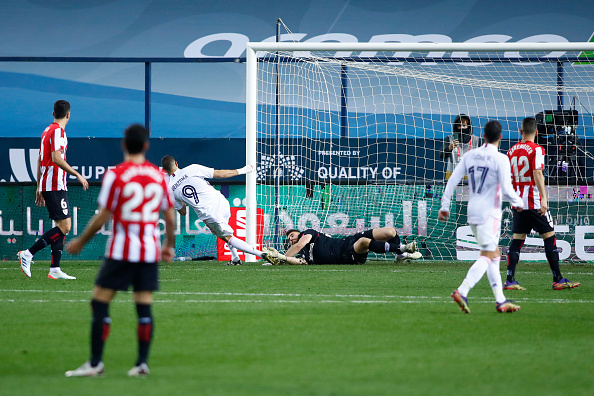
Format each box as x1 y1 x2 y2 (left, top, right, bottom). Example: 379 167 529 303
136 303 154 366
50 234 65 268
506 239 524 282
368 240 403 254
29 226 64 256
90 300 110 367
544 236 563 282
387 235 401 246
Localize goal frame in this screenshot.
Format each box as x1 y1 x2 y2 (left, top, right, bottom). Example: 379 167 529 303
245 41 594 261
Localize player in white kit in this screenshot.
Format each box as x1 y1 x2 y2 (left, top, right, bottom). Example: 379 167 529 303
439 120 525 313
161 155 276 265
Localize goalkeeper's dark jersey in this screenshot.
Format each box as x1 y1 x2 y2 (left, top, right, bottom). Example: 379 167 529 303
297 229 367 265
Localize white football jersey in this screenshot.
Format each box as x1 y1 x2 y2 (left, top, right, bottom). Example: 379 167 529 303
440 143 524 225
167 164 226 222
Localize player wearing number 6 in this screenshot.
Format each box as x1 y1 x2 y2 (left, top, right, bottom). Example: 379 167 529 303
65 124 176 377
505 117 580 291
17 100 89 280
439 120 524 313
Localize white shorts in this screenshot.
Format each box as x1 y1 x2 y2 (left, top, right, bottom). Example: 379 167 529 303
204 220 234 238
470 215 501 252
198 198 234 238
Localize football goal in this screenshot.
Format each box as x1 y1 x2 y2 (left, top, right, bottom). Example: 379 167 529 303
245 41 594 262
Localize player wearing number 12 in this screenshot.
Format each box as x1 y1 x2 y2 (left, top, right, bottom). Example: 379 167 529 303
65 124 176 377
506 117 580 291
439 120 524 313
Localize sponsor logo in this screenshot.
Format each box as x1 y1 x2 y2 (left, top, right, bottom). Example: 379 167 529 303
2 147 115 183
185 33 571 58
216 207 264 261
258 154 305 181
6 148 38 182
456 225 594 261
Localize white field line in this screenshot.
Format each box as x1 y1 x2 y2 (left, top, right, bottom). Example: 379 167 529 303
0 289 591 304
0 265 592 276
0 299 592 304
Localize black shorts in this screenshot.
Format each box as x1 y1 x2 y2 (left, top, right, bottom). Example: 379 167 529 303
95 258 159 292
42 190 70 220
339 230 373 264
512 209 555 235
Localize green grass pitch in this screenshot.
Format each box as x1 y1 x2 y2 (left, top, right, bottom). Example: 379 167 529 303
1 260 592 396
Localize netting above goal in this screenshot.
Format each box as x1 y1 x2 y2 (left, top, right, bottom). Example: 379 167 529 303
246 42 594 262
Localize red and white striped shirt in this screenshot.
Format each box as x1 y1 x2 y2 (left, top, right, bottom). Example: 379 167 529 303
97 160 174 263
39 122 68 191
507 141 545 210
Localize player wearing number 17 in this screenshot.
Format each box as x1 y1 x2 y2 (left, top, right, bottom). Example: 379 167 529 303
506 117 580 291
439 120 524 313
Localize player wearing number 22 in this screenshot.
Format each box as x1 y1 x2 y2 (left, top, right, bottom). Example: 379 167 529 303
65 124 176 377
506 117 580 291
439 120 524 313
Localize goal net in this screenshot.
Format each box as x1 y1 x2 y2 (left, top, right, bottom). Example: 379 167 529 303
246 41 594 262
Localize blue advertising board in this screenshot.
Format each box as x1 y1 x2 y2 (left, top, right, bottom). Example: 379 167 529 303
0 138 248 183
1 136 593 184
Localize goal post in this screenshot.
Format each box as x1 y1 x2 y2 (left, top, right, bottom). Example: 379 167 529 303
245 41 594 262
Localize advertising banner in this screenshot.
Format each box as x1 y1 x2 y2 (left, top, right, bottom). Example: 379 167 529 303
0 138 248 183
454 189 594 261
0 184 251 261
216 207 264 261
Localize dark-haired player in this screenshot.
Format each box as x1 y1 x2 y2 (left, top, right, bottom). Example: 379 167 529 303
440 120 524 314
280 227 420 265
161 155 276 265
65 124 176 377
505 117 580 291
18 100 89 279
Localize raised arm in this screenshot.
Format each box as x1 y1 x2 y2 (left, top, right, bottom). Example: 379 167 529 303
213 164 254 179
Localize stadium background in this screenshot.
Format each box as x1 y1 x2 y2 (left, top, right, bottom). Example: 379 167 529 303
0 0 593 261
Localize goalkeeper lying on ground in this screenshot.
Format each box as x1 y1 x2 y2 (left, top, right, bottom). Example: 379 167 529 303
264 227 422 265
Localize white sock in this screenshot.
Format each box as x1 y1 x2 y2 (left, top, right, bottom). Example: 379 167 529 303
50 267 60 273
229 246 240 262
458 256 490 297
227 236 263 258
486 257 506 304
